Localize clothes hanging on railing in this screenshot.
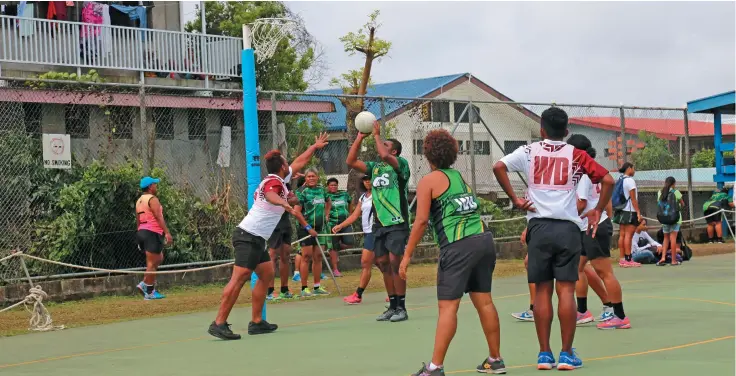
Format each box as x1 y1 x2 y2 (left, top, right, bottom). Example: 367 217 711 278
17 2 34 37
80 2 106 62
47 1 67 21
109 4 147 40
101 4 111 56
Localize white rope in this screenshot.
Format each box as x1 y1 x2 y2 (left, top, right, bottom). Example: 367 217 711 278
642 209 729 224
14 253 234 275
0 285 64 331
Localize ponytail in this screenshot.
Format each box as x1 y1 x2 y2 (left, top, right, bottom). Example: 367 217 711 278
660 176 676 202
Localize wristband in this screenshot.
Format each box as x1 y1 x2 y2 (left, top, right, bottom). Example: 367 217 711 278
304 224 313 231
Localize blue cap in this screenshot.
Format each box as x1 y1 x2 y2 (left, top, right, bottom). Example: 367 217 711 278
140 176 160 189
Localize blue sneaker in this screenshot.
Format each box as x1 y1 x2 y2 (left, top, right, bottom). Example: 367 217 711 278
144 290 165 300
598 306 614 322
537 351 556 370
557 349 583 370
292 273 301 282
511 309 534 322
320 273 327 280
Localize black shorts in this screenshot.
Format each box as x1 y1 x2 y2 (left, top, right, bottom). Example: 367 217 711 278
581 218 613 260
233 228 269 270
612 210 639 226
372 224 409 258
329 225 355 250
268 214 292 249
437 232 496 300
705 208 722 224
363 233 375 251
136 229 164 254
526 218 582 283
297 226 328 247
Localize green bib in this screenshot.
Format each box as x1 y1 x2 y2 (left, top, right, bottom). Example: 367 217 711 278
366 157 410 227
429 169 483 248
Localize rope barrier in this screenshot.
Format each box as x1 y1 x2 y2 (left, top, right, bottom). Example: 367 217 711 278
642 208 731 224
0 285 64 331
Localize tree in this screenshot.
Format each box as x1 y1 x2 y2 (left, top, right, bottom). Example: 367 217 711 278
630 131 681 170
691 148 735 168
332 10 392 193
184 1 326 91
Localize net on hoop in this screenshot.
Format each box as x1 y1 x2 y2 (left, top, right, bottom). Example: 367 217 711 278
250 18 298 63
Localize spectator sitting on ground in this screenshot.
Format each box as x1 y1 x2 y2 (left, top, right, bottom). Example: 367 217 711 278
631 219 662 264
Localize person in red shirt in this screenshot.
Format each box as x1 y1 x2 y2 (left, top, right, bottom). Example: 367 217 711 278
493 107 614 370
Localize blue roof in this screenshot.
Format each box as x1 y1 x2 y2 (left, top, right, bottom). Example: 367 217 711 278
304 73 467 131
687 91 735 115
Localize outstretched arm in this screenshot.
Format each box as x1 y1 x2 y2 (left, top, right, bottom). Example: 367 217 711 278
333 204 362 233
372 121 399 170
346 132 368 173
290 132 329 174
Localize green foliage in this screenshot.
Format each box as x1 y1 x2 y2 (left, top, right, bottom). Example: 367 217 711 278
477 198 526 238
338 10 391 60
185 1 316 91
692 148 735 168
631 131 681 171
329 69 373 95
25 70 105 90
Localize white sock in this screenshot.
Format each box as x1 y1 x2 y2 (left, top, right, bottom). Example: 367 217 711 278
314 283 320 289
428 362 441 371
294 271 300 276
488 356 501 362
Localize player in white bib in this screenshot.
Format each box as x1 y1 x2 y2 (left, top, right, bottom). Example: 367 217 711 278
208 134 328 340
494 107 614 370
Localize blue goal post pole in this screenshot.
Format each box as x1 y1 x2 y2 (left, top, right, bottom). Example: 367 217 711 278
242 24 267 320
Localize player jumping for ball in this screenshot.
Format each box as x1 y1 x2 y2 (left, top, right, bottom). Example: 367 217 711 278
493 107 614 370
401 129 505 375
347 121 411 322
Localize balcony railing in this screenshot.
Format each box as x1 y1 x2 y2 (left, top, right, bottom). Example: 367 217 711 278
0 15 242 77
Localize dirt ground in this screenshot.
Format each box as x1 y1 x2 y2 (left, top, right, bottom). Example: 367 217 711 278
0 242 731 337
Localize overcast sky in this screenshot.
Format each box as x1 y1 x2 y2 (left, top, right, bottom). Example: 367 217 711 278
185 1 735 108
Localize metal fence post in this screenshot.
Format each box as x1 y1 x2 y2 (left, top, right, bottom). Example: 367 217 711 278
683 109 695 223
380 97 386 134
468 100 477 192
271 92 278 149
141 86 152 174
619 106 627 164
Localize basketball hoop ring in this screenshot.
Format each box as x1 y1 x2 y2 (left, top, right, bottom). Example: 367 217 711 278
249 18 298 63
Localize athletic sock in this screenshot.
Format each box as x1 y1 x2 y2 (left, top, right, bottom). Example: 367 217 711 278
313 283 320 289
356 287 365 298
280 286 289 294
301 285 308 291
529 304 534 311
397 295 406 310
389 295 398 310
604 302 613 308
577 297 588 314
625 255 632 262
612 302 626 319
267 287 274 296
145 283 154 294
428 362 442 371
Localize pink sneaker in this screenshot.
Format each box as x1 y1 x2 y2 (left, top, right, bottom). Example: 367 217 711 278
343 292 362 305
628 260 641 267
597 316 631 330
333 270 343 277
576 311 594 325
619 259 630 268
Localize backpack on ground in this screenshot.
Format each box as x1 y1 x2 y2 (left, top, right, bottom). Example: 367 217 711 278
657 190 679 225
612 176 629 211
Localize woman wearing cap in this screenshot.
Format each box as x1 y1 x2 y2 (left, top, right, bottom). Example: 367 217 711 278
333 175 374 304
135 176 173 300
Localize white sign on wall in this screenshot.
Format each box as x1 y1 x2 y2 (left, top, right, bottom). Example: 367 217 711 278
217 126 232 168
42 134 72 169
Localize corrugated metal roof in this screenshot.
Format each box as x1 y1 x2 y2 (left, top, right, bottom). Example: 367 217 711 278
305 73 467 131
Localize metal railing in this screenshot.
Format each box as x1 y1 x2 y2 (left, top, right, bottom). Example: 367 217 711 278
0 15 242 77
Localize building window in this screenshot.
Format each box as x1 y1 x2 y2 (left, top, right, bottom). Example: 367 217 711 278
504 140 526 155
413 139 424 155
604 148 613 157
153 108 174 140
188 108 207 140
472 140 491 155
64 105 90 138
22 103 42 137
108 106 135 139
453 103 480 123
317 139 349 174
219 110 237 129
458 140 466 153
420 102 450 122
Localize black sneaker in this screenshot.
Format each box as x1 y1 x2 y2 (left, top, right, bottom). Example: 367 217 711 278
390 308 409 322
208 321 241 340
716 238 725 244
376 308 396 321
412 362 445 376
477 357 506 374
248 320 278 335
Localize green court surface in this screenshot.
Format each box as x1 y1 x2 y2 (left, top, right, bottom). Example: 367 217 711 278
1 254 734 376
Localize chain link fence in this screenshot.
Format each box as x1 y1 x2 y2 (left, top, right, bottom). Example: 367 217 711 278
0 81 725 283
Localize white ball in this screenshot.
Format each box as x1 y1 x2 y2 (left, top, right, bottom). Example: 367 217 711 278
355 111 376 134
